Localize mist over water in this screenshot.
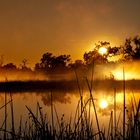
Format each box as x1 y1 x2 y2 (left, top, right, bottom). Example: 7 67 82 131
0 70 48 81
92 60 140 80
0 60 140 82
0 60 139 136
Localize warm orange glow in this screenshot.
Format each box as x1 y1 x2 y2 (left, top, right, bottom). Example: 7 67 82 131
98 47 107 55
99 99 108 109
112 70 123 80
112 69 140 80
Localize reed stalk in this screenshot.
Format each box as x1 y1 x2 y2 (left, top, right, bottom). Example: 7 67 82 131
74 69 83 133
50 91 54 138
107 111 113 140
10 92 15 139
4 92 7 140
86 78 102 140
123 68 126 140
114 87 117 139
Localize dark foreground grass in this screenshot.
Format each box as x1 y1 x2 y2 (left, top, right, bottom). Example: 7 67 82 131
0 91 139 140
0 75 139 140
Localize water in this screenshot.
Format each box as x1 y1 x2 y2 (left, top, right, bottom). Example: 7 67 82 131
0 85 139 131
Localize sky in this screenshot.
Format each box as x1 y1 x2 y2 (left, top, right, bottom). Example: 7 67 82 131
0 0 140 67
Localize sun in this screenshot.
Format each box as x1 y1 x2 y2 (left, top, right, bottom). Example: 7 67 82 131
99 99 108 109
98 47 107 55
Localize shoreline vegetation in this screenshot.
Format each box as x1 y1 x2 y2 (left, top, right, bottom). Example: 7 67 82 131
0 79 140 93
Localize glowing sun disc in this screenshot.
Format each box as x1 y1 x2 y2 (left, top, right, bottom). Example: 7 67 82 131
99 99 108 109
99 47 107 55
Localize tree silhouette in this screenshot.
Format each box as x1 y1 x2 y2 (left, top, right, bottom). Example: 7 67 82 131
21 59 28 68
35 63 42 71
107 46 120 57
18 59 32 72
132 36 140 59
68 59 86 71
3 63 17 70
83 41 109 65
83 36 140 65
52 55 71 68
34 36 140 74
122 36 140 60
35 52 71 72
40 52 54 69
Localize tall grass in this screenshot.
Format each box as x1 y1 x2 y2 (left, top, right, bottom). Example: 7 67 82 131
0 93 139 139
0 75 139 139
123 68 126 140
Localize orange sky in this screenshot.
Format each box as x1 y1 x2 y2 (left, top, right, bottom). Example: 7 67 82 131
0 0 140 67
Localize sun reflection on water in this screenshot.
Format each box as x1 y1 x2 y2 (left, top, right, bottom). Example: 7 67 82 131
99 99 108 109
0 89 139 135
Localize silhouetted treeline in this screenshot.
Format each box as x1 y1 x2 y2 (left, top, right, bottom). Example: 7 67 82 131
34 35 140 74
0 36 140 75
